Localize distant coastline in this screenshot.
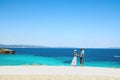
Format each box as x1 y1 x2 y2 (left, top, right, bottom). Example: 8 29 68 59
0 44 48 48
0 44 120 49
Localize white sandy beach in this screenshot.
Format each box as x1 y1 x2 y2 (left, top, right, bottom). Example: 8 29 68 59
0 66 120 80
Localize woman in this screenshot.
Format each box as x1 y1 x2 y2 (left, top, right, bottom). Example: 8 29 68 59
71 49 77 67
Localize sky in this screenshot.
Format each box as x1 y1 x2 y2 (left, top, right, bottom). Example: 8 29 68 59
0 0 120 48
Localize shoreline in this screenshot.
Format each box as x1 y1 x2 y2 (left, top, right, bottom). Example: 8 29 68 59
0 65 120 69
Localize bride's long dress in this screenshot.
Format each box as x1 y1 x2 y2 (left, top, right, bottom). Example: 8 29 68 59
71 56 77 66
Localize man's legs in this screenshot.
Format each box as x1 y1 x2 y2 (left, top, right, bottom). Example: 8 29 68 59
81 57 84 65
80 57 84 66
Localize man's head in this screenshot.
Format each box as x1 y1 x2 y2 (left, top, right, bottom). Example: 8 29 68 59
80 48 83 50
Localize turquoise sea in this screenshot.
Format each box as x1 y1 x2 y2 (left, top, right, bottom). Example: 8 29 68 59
0 48 120 68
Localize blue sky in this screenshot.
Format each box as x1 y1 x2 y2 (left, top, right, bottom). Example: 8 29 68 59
0 0 120 48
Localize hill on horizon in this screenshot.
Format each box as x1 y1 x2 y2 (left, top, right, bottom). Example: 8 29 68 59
0 44 47 48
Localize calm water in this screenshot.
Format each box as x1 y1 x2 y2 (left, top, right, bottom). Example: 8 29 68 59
0 48 120 68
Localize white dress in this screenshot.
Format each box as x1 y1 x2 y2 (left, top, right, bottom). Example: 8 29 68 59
71 56 77 66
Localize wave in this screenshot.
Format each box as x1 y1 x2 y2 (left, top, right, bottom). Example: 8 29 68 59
114 56 120 58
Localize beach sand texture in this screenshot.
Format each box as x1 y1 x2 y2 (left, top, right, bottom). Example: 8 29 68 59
0 75 120 80
0 66 120 80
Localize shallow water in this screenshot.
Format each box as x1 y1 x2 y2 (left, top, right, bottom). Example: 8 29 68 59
0 48 120 68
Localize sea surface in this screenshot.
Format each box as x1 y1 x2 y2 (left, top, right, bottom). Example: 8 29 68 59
0 48 120 68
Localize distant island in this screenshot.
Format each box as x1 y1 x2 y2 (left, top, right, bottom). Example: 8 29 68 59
0 48 15 54
0 44 48 48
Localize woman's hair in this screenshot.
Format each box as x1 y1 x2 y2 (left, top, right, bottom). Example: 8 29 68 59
74 49 77 51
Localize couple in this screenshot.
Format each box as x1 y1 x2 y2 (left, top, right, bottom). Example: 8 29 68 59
71 48 84 67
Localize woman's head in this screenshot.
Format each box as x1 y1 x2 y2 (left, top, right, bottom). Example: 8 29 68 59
74 49 77 52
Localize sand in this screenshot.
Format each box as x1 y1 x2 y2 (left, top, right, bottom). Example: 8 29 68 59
0 66 120 80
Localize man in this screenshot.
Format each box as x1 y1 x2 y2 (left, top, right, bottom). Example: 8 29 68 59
80 48 84 66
